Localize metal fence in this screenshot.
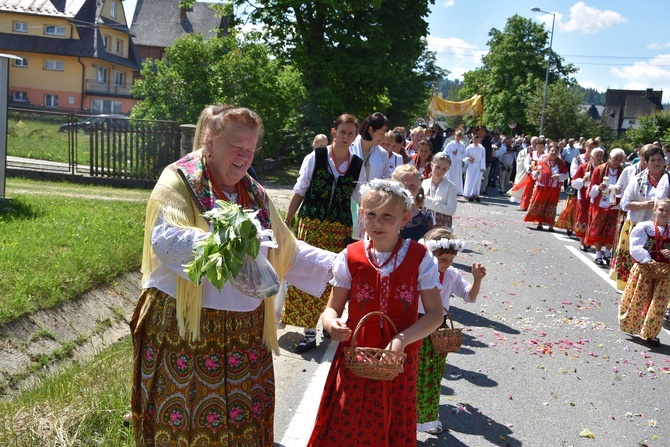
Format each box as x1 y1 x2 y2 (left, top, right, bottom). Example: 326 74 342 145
7 108 181 180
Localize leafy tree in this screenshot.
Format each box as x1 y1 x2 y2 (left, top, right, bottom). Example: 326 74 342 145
525 80 583 139
626 110 670 146
131 33 306 159
460 14 577 134
233 0 444 130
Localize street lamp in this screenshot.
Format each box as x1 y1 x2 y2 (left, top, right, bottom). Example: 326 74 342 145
531 7 555 136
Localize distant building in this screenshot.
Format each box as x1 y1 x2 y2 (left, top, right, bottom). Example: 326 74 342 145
131 0 229 62
0 0 141 114
602 88 664 136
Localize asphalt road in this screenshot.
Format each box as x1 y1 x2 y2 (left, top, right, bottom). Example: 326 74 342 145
269 188 670 447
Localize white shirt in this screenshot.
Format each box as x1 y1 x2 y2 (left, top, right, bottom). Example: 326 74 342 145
630 221 669 264
418 266 473 314
349 135 390 183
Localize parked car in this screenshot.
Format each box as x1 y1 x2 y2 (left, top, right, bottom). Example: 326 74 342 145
58 114 129 132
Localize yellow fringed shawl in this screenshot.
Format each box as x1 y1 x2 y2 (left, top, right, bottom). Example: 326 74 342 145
141 152 297 354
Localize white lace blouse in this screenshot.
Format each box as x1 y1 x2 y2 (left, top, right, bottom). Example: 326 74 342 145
146 215 336 312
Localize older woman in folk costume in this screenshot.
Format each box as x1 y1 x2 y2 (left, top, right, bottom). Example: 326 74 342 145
618 198 670 348
609 145 663 289
523 144 569 231
282 114 367 353
555 140 592 236
585 148 627 266
350 112 391 239
444 130 467 195
406 126 425 156
462 132 486 202
518 137 547 211
509 136 537 204
131 106 334 446
572 147 604 251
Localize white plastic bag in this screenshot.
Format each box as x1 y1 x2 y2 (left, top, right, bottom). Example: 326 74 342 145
230 251 280 300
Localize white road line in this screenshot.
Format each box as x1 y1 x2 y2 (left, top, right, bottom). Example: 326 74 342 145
564 244 620 292
279 340 337 446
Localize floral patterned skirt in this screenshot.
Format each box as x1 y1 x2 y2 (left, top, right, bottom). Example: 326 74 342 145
574 196 591 238
130 289 274 447
555 195 577 230
609 218 635 290
282 216 345 328
584 206 619 246
619 264 670 339
523 185 561 225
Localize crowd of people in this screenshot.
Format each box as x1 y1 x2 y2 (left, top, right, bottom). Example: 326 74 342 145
129 102 670 447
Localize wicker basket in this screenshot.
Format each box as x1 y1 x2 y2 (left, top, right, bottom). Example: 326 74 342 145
639 262 670 280
429 307 462 356
344 311 407 381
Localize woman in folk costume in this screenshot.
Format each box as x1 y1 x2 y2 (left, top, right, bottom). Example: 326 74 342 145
405 126 425 156
416 228 486 435
618 198 670 348
282 114 366 353
422 152 458 229
509 136 537 204
518 137 547 211
611 145 665 290
572 146 604 251
462 132 486 202
307 179 443 447
585 148 627 266
444 129 467 195
349 112 391 239
523 144 569 231
555 141 591 236
130 105 335 447
409 139 434 179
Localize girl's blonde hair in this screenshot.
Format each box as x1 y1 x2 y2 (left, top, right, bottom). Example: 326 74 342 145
432 152 451 165
312 133 328 147
656 197 670 210
392 164 421 182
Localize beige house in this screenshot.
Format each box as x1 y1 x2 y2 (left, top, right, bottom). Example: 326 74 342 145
0 0 141 114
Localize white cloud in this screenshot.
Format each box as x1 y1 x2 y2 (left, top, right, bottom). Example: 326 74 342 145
611 55 670 93
443 0 455 6
647 42 670 50
541 2 626 34
426 36 486 78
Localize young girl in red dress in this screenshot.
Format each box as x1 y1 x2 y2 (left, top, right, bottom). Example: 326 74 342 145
307 179 444 447
410 139 434 179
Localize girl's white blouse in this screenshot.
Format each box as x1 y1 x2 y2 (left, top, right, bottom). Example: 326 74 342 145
330 239 441 292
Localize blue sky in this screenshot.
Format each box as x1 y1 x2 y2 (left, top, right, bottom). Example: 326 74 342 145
123 0 670 96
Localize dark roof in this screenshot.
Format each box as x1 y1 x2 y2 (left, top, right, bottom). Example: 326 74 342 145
131 0 228 48
0 0 141 70
602 88 664 132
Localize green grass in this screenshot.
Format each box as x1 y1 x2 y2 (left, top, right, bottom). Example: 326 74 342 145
7 115 92 166
0 178 149 324
0 337 135 446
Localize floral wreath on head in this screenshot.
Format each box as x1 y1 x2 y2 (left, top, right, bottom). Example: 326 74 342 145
419 237 466 253
360 178 414 210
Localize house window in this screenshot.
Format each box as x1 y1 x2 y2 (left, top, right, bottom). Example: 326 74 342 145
44 59 64 71
103 35 109 49
97 66 108 83
629 120 636 125
115 39 123 55
44 25 66 36
13 58 28 67
114 71 125 87
110 2 117 18
12 91 27 102
45 94 58 108
91 99 122 114
13 22 28 33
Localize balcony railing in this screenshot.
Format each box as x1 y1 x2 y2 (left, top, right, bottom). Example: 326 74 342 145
85 79 132 96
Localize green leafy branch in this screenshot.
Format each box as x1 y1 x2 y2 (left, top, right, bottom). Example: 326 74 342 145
183 200 260 290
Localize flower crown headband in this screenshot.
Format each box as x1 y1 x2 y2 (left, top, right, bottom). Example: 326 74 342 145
360 179 414 210
419 237 466 253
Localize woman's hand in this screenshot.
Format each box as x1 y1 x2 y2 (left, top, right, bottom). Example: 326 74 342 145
327 318 352 342
661 249 670 260
551 173 560 180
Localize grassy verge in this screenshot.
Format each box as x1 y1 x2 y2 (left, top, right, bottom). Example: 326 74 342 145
1 178 149 324
0 337 134 446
